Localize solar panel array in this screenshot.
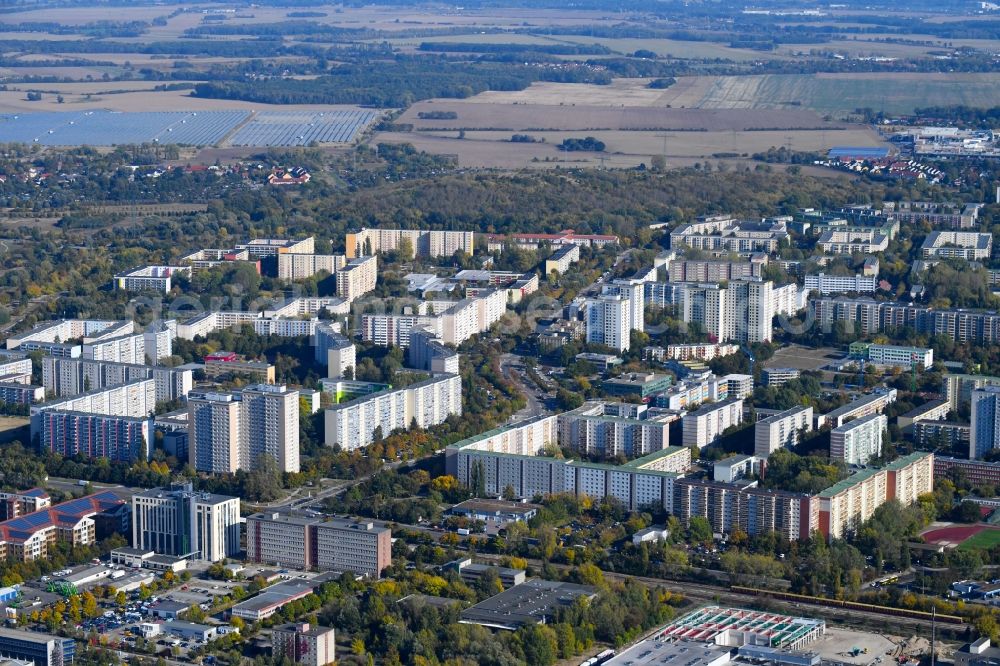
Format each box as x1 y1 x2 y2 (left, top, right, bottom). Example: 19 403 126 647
0 110 250 146
227 110 378 147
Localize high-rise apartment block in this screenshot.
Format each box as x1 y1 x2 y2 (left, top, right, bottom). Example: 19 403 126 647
42 356 192 404
188 384 300 474
335 255 378 300
676 281 781 344
346 228 474 259
585 294 632 352
324 374 461 450
277 253 345 281
246 512 391 578
829 413 887 466
132 483 240 562
314 323 355 379
972 386 1000 460
558 402 676 458
754 406 814 458
272 622 336 666
682 398 744 449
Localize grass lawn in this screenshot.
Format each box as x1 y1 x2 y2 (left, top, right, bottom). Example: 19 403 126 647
958 528 1000 551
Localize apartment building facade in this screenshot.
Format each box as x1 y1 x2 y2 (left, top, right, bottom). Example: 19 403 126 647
754 406 814 458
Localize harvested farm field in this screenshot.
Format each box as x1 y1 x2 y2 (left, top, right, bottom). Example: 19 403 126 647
399 103 851 132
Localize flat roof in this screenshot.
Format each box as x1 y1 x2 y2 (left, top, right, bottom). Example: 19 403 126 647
817 467 883 498
605 639 732 666
459 579 595 630
623 446 688 468
231 580 314 614
451 499 540 515
655 606 824 649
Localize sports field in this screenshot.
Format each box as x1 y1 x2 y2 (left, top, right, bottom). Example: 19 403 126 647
958 528 1000 551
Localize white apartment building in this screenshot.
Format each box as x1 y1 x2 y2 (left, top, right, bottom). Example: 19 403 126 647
335 255 378 300
804 273 878 295
830 413 887 466
677 281 779 344
263 297 350 319
42 357 192 404
30 378 157 441
346 228 474 259
176 311 260 340
602 280 645 333
132 483 240 562
557 404 675 458
6 319 127 350
754 406 814 458
143 320 176 364
238 237 315 257
253 318 318 338
586 294 632 352
662 344 740 362
682 398 744 449
277 253 345 281
864 344 934 369
360 314 440 348
115 266 191 293
314 323 355 379
440 289 506 345
324 374 461 450
545 244 580 275
188 384 300 474
82 332 146 365
817 230 889 254
0 355 32 382
921 231 992 260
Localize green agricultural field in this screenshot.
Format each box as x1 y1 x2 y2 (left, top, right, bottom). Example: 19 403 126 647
693 73 1000 116
958 528 1000 551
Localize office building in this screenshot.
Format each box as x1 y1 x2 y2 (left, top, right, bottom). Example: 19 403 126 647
346 228 474 259
38 411 152 462
132 483 240 562
277 253 345 281
754 406 814 458
829 413 887 466
42 357 192 404
325 374 461 450
544 243 580 275
189 385 299 474
803 272 877 295
314 323 355 379
585 293 632 352
0 627 74 666
115 266 190 293
272 622 336 666
682 398 744 449
602 373 672 399
972 386 1000 459
335 255 378 300
245 512 391 578
921 231 992 261
0 491 124 562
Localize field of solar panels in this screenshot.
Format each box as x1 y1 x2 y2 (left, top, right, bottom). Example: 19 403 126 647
0 109 378 147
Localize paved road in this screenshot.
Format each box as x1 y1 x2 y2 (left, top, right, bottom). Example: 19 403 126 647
499 352 550 420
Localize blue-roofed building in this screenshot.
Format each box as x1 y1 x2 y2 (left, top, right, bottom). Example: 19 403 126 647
827 147 890 160
0 490 125 562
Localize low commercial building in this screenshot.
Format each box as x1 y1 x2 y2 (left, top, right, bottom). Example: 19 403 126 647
755 406 814 458
231 580 316 622
682 398 744 449
446 559 526 588
602 373 672 399
272 622 336 666
0 627 75 666
459 579 597 631
164 621 216 642
449 499 540 526
955 637 1000 666
245 512 391 578
850 342 933 369
653 606 824 650
604 639 732 666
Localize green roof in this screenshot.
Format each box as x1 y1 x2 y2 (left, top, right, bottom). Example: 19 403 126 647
447 414 554 451
883 450 932 471
623 446 687 468
817 467 883 498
